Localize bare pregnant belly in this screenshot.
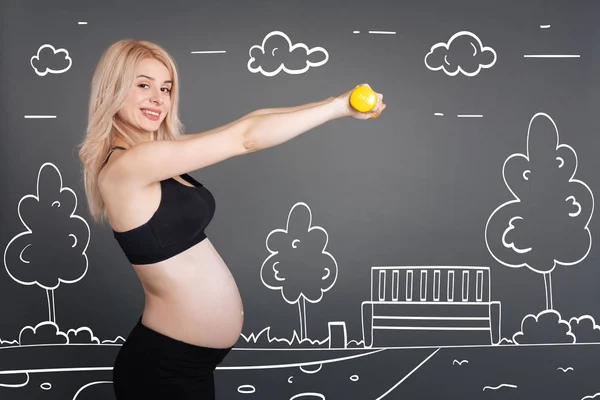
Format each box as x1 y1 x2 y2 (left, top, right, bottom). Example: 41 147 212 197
132 239 244 348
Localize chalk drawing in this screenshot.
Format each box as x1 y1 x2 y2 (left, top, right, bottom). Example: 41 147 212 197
191 50 226 54
483 383 517 391
524 54 580 58
361 266 502 348
4 163 91 324
290 393 325 400
512 309 575 344
582 393 600 400
0 162 127 399
485 112 594 311
248 31 328 76
30 44 72 76
72 381 112 399
425 31 496 77
374 348 440 400
260 202 338 341
238 384 256 394
351 31 396 35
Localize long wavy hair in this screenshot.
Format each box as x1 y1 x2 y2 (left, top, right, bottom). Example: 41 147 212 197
77 39 185 224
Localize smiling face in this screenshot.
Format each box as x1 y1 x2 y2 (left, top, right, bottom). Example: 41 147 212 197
115 57 173 139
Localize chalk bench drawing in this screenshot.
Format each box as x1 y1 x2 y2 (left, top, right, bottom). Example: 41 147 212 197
362 266 501 348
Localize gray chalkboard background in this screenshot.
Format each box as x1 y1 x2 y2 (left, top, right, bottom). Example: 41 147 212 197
1 0 599 399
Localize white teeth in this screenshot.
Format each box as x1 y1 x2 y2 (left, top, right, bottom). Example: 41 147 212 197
142 109 159 116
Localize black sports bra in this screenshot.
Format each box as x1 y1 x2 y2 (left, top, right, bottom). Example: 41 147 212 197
107 146 216 265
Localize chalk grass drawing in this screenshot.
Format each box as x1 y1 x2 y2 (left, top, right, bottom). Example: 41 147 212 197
582 393 600 400
361 266 502 348
485 112 594 311
248 31 328 76
30 44 72 76
424 31 496 77
4 163 90 325
557 367 573 372
482 383 517 391
260 202 338 341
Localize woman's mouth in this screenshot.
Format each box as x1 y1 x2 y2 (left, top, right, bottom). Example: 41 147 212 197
141 109 160 121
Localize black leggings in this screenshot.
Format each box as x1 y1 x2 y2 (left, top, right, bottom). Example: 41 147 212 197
113 316 232 399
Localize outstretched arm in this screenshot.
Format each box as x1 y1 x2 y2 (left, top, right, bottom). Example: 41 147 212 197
242 97 349 152
180 97 336 141
247 97 335 116
108 85 385 188
242 85 385 152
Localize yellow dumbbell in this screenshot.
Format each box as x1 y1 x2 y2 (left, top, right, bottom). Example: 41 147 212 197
350 85 380 118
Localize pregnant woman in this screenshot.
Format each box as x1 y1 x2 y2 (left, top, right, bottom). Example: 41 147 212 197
77 38 385 399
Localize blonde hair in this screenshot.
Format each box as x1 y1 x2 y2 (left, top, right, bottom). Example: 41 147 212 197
77 39 185 224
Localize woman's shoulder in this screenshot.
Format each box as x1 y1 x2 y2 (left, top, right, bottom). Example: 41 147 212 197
98 149 127 191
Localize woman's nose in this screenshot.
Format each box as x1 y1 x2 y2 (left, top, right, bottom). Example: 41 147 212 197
150 92 163 105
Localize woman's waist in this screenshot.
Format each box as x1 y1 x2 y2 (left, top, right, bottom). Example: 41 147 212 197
134 241 241 300
140 269 242 303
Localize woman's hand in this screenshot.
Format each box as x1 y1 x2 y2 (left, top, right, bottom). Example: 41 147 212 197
334 84 386 120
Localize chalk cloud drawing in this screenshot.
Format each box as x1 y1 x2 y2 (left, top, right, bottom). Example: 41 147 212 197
30 44 73 76
4 162 90 325
248 31 328 77
260 202 338 341
424 31 496 77
484 112 594 311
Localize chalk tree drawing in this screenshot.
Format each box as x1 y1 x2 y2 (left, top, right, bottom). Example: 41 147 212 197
424 31 496 77
4 163 90 324
30 44 73 76
260 202 338 341
485 112 594 311
248 31 329 77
